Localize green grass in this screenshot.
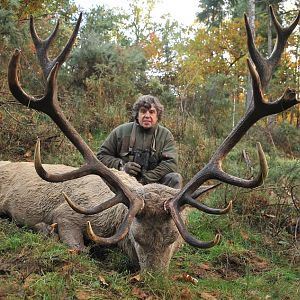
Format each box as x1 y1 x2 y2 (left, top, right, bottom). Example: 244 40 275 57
1 209 299 300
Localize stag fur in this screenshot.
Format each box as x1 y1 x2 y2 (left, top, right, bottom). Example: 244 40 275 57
0 161 186 271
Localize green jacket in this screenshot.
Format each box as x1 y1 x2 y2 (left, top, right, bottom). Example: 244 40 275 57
97 122 178 184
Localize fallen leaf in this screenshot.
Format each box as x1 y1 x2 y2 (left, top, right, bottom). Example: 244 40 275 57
131 287 149 299
129 273 142 283
180 288 192 299
98 275 109 287
240 230 249 240
173 272 198 285
262 213 276 219
199 263 211 270
87 132 93 141
23 274 41 289
0 288 6 298
175 256 185 266
191 263 212 277
199 291 218 300
50 222 58 234
182 273 198 284
75 290 91 300
278 240 289 246
68 249 81 255
62 262 73 274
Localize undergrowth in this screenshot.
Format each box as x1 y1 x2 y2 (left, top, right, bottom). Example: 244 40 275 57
1 86 300 299
1 199 299 300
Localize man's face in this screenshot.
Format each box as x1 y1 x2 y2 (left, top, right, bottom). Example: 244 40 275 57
137 104 158 129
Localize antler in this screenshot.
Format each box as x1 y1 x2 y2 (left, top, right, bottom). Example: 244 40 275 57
165 7 300 248
30 15 81 80
245 5 300 91
8 14 144 246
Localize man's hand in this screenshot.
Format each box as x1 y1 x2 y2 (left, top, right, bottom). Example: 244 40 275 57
123 162 141 176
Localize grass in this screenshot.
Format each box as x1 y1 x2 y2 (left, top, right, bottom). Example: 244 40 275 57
0 207 299 300
0 145 299 299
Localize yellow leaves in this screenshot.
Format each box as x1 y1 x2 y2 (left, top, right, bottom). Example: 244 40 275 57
178 18 248 91
68 248 81 255
142 32 163 62
74 275 109 299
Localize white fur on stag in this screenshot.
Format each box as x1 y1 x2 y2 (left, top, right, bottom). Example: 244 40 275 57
2 7 299 272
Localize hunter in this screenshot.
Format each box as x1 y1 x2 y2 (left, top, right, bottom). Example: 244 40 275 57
97 95 182 188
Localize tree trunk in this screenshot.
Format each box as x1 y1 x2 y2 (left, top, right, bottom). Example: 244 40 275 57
267 6 276 126
245 0 255 111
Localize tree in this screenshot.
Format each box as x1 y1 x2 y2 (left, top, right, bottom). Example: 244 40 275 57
126 0 157 44
245 0 255 111
0 0 77 20
196 0 237 28
80 5 130 45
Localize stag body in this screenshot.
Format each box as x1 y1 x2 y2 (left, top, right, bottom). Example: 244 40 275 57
0 161 185 271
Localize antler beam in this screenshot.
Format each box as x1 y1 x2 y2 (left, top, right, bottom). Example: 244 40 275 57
166 8 299 248
8 14 144 245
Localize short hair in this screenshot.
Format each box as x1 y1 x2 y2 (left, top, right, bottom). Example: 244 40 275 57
132 95 164 122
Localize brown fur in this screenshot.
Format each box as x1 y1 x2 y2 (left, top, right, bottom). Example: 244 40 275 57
0 161 187 271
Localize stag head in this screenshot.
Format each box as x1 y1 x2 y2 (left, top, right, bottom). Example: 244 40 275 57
7 7 299 268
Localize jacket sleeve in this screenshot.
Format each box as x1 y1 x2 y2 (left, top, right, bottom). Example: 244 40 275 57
141 130 178 184
96 129 122 170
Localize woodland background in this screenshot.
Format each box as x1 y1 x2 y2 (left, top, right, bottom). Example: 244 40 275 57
0 0 300 299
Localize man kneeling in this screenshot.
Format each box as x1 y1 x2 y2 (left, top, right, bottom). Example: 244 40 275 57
97 95 182 189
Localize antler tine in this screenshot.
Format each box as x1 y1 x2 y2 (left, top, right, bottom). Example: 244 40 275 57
191 183 222 199
34 139 93 182
30 13 82 80
8 14 145 246
87 219 130 246
30 16 60 79
62 192 124 215
269 6 300 66
8 51 93 162
213 142 268 188
170 201 222 248
166 10 299 247
63 188 144 245
8 49 34 104
168 59 298 202
245 6 300 90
